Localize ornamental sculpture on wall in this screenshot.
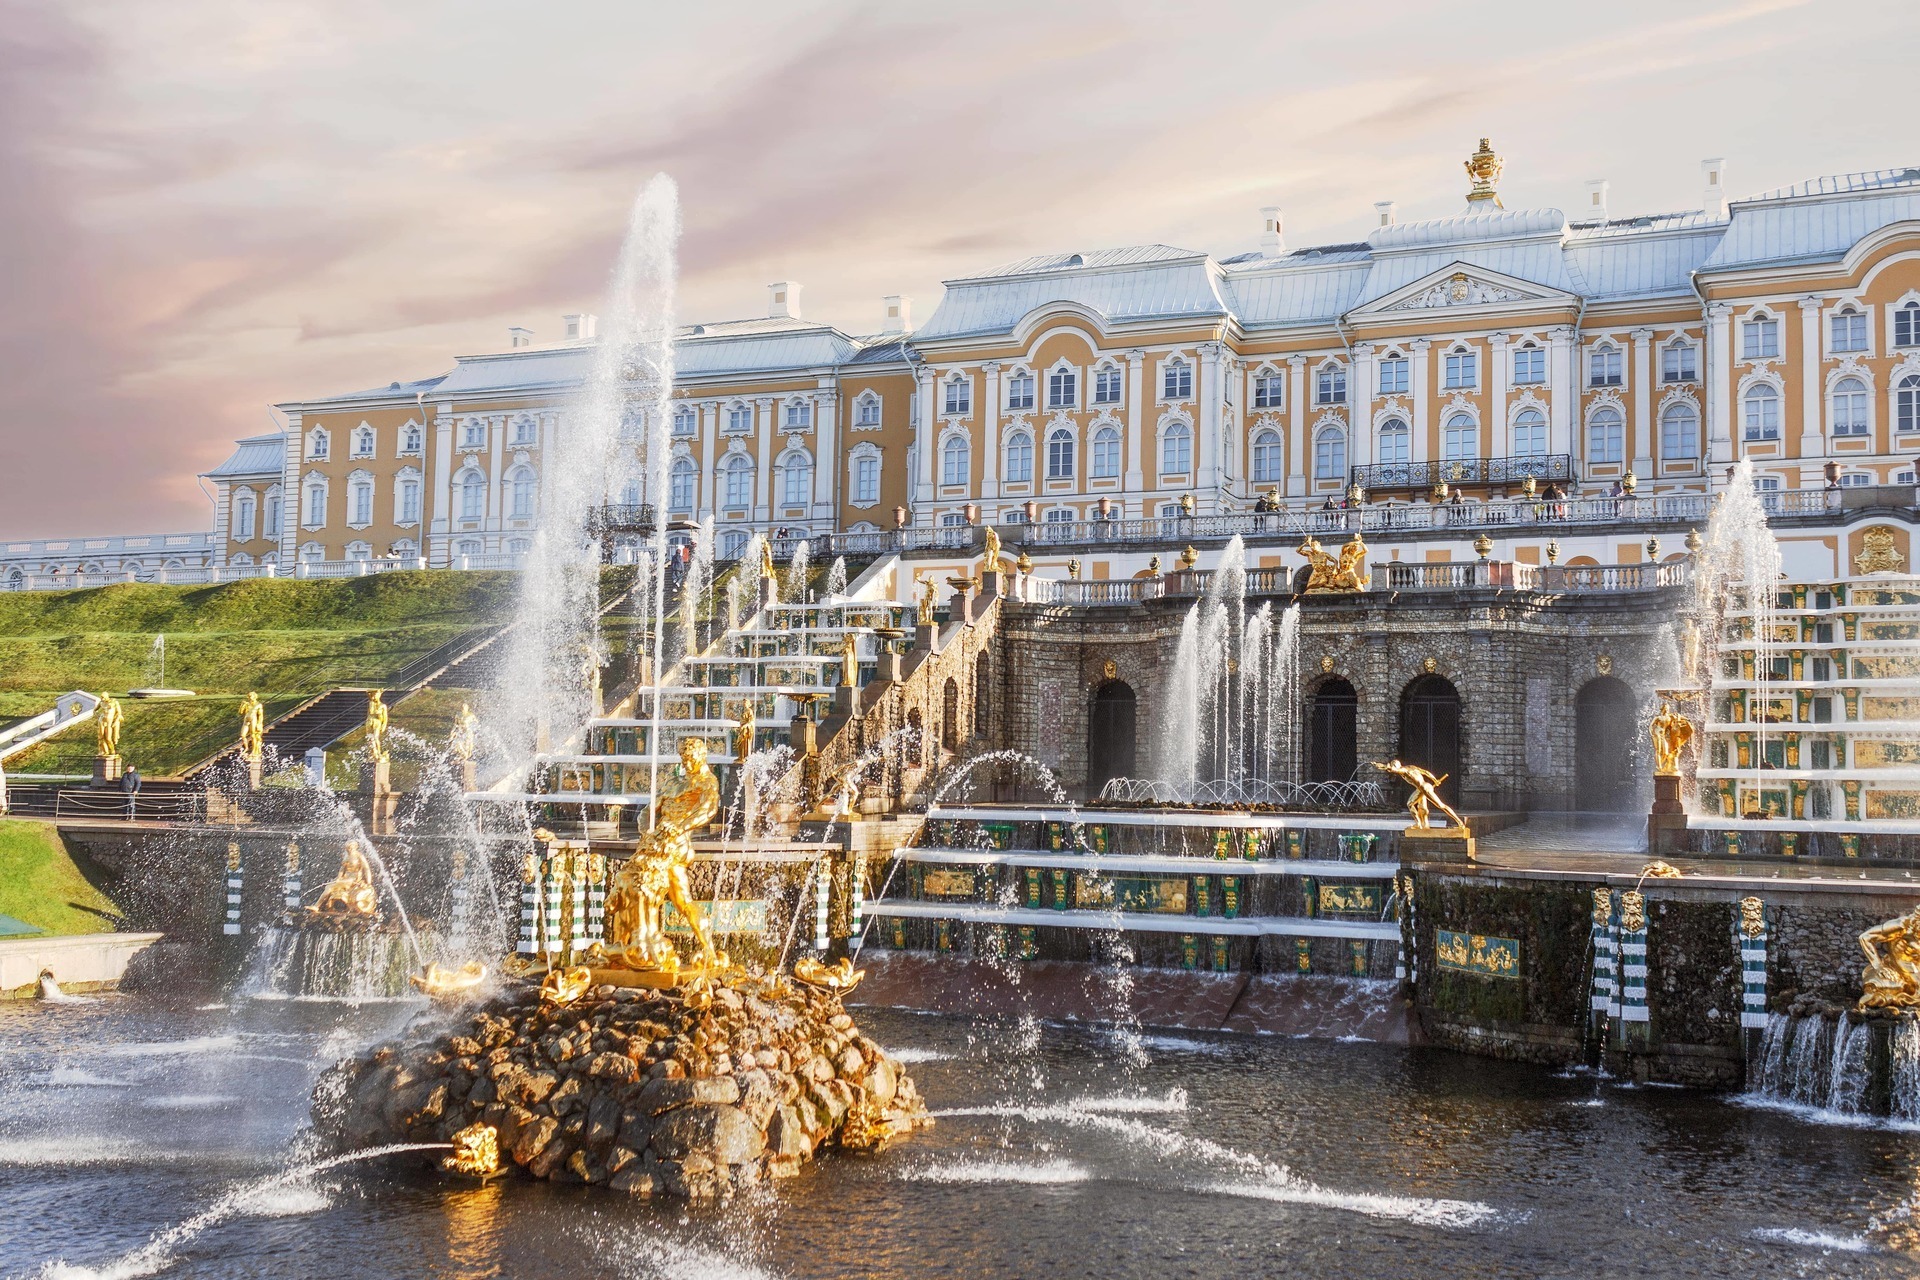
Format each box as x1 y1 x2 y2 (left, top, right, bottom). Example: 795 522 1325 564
1855 526 1907 575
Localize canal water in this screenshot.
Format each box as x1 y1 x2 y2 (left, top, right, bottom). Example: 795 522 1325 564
2 994 1916 1278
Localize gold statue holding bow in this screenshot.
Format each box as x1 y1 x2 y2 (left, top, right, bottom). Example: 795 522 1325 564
603 736 722 972
1650 702 1693 777
238 691 265 759
95 693 123 759
1374 759 1466 831
1858 905 1920 1011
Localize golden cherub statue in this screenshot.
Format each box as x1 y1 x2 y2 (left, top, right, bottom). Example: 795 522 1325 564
1649 702 1693 777
603 735 722 972
449 702 478 763
310 839 379 922
237 691 265 759
731 702 755 761
982 526 1001 575
95 693 123 759
1374 759 1466 831
1858 905 1920 1011
364 691 390 765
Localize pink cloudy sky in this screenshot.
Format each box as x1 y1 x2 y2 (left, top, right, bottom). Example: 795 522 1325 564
0 0 1913 537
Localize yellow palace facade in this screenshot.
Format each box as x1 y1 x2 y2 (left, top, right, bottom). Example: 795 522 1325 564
204 144 1920 575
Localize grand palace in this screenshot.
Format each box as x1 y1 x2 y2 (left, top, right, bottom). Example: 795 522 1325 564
10 142 1920 582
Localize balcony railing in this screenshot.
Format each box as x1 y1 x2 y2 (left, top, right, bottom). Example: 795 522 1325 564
1351 453 1576 491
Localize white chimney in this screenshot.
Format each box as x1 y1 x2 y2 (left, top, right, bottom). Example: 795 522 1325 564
1584 179 1610 223
882 295 913 334
1258 206 1286 257
1702 158 1728 218
1374 200 1397 228
768 281 802 319
563 313 598 341
508 326 534 349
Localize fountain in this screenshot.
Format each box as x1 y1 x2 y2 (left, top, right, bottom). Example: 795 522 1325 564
128 633 195 699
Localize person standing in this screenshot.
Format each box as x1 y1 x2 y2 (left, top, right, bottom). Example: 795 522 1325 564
121 765 141 820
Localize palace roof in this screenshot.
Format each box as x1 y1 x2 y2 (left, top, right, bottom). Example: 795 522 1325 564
201 433 286 480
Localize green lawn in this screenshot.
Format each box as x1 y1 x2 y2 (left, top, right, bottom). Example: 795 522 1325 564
0 819 120 936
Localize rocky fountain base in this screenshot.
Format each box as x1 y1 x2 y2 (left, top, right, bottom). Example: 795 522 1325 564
312 974 930 1197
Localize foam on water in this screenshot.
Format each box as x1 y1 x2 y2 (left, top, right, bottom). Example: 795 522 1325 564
45 1067 137 1088
618 1237 785 1280
1750 1226 1874 1253
1196 1178 1502 1230
0 1139 190 1167
1137 1035 1232 1057
1065 1090 1190 1114
142 1095 242 1111
102 1036 240 1059
880 1047 951 1064
235 1185 331 1218
900 1158 1090 1186
1730 1093 1920 1133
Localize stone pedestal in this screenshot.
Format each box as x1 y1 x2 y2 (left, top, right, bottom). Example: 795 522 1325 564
456 759 478 793
881 650 903 682
1399 825 1476 865
362 757 397 835
1647 774 1687 855
92 754 123 788
832 685 855 716
789 715 816 756
914 622 938 651
759 575 779 609
980 570 1003 600
245 753 264 790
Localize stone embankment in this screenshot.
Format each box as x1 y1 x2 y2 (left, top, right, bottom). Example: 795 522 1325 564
313 975 929 1197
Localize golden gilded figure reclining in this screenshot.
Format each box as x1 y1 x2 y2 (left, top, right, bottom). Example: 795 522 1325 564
1858 905 1920 1012
603 735 722 972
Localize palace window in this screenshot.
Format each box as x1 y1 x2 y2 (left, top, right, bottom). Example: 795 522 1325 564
852 454 880 506
459 471 485 520
1316 364 1347 405
347 476 374 526
779 449 812 507
1587 407 1624 463
1046 428 1075 479
672 406 696 437
1588 344 1623 387
1094 365 1123 405
264 488 281 537
941 435 970 486
1512 345 1545 385
1898 374 1920 434
855 395 881 428
1443 350 1477 391
398 476 421 524
1047 367 1078 409
669 457 696 510
722 455 753 509
1377 357 1408 395
1839 472 1872 487
1254 373 1286 408
1511 407 1547 456
1832 309 1867 353
1897 301 1920 349
307 428 330 461
513 416 537 445
1832 377 1869 436
1741 316 1780 359
1159 422 1189 475
1661 402 1700 458
728 404 754 434
352 426 375 458
401 424 422 454
1313 426 1346 480
784 400 812 430
1378 418 1410 465
943 376 971 416
1442 413 1477 460
1662 341 1697 383
234 494 256 542
1007 372 1035 411
1162 359 1192 400
1742 384 1781 440
462 419 486 448
1252 429 1285 482
1004 431 1033 484
720 530 749 560
1093 426 1122 479
507 467 536 520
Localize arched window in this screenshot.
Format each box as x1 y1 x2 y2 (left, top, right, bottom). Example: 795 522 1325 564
1587 343 1622 387
1004 431 1033 484
1661 402 1700 459
1316 363 1347 405
1742 384 1781 441
726 404 753 434
1839 472 1873 487
1897 374 1920 435
352 426 375 458
1587 406 1624 463
264 486 281 538
722 454 754 509
1442 413 1477 461
303 477 328 528
306 427 330 461
1831 307 1867 353
1313 426 1346 480
513 415 537 445
234 493 256 541
784 399 813 430
671 406 696 437
942 375 971 416
1160 422 1191 475
779 449 813 507
1661 341 1697 383
1046 429 1075 479
1832 377 1869 436
1162 358 1192 400
390 538 418 560
855 393 881 427
1896 301 1920 349
506 466 536 520
1006 371 1035 411
1252 429 1285 482
1047 366 1078 409
458 469 485 520
461 418 486 448
1376 418 1410 465
348 475 374 526
401 423 422 454
849 447 880 507
1093 362 1122 404
1510 408 1546 456
1092 426 1122 479
940 434 969 486
397 474 421 524
669 457 696 510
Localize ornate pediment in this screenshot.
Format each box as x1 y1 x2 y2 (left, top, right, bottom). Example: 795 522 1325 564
1364 264 1568 316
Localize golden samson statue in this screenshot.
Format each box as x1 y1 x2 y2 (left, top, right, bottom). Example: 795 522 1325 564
603 735 722 973
1858 905 1920 1012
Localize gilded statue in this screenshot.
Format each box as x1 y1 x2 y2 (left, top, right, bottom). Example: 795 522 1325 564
579 643 603 713
1298 535 1370 593
841 633 860 688
603 735 722 972
364 691 390 765
449 702 478 763
1855 526 1907 575
310 839 379 922
1649 701 1693 777
759 539 776 581
94 693 123 759
917 579 936 626
1858 905 1920 1011
1620 890 1646 934
411 961 488 1002
238 691 265 759
792 956 865 992
440 1123 502 1178
1738 896 1765 940
732 702 755 761
539 965 592 1006
1373 759 1467 831
982 526 1001 575
1591 887 1613 927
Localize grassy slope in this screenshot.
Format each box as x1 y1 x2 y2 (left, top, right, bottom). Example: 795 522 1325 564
1 573 517 776
0 819 120 935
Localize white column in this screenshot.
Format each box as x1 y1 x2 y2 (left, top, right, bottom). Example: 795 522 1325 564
1124 350 1145 492
912 367 936 518
981 361 1002 503
754 397 775 525
1706 303 1734 471
698 404 717 517
279 418 304 571
1547 327 1575 461
1488 334 1510 459
1351 342 1376 474
1198 342 1223 511
813 386 838 528
1286 356 1307 496
486 417 504 533
428 407 452 566
1630 327 1654 481
1798 296 1825 462
1409 340 1432 464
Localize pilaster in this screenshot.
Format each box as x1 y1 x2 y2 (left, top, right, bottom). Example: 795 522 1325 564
1706 303 1734 471
982 362 1002 503
1630 327 1654 480
1798 296 1825 461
